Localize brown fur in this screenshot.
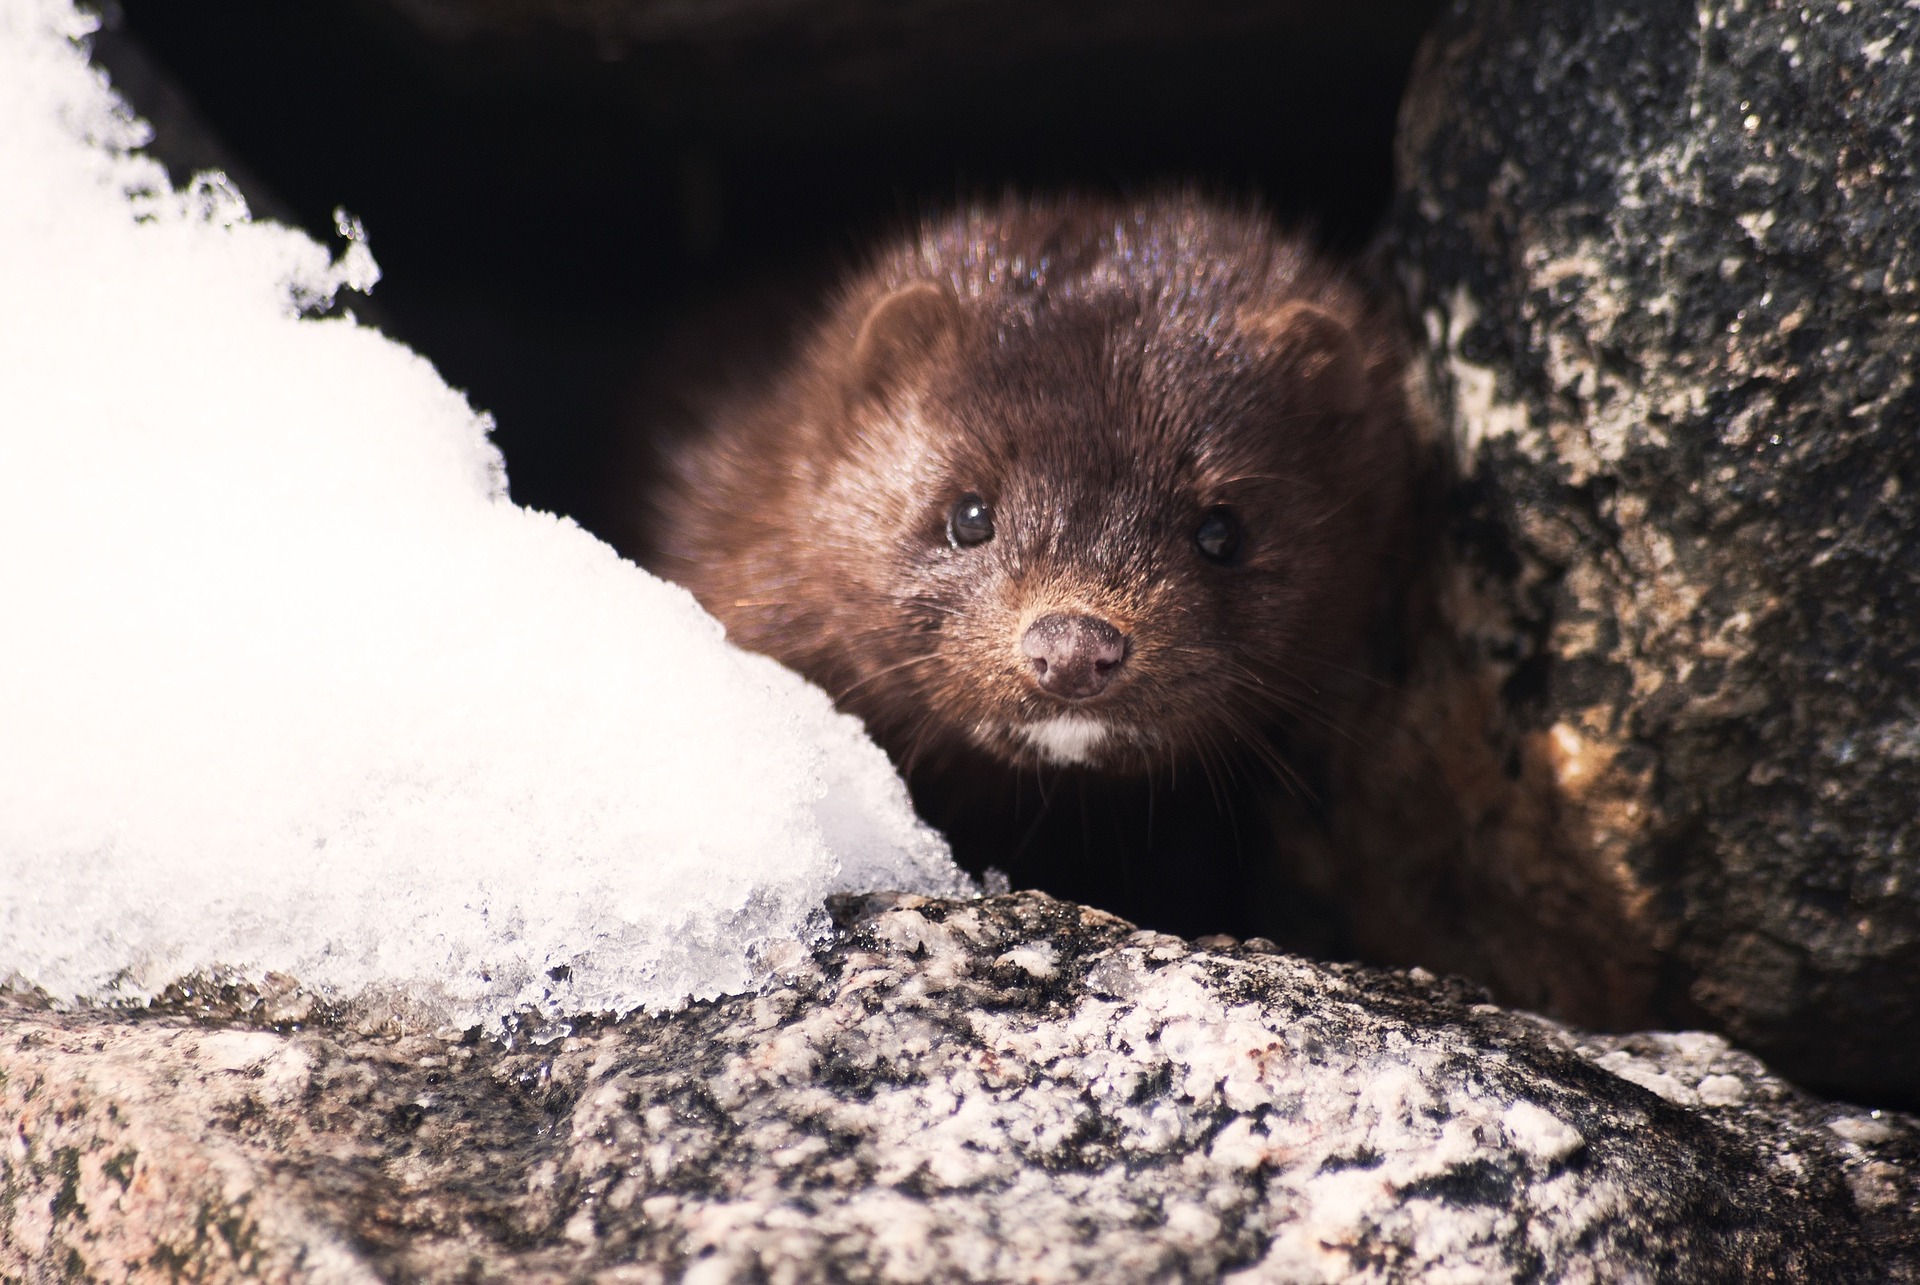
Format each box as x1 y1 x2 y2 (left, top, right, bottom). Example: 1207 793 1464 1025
634 195 1416 931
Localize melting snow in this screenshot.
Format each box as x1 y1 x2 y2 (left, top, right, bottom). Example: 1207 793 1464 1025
0 0 967 1028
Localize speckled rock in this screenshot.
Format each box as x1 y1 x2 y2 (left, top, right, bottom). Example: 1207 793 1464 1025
1336 0 1920 1098
4 894 1916 1282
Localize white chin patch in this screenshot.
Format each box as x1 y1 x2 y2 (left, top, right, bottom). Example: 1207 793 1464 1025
1017 716 1111 767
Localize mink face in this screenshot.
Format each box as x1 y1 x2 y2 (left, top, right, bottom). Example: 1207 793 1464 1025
644 197 1411 787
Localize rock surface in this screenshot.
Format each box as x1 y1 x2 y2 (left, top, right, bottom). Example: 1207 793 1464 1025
4 894 1916 1282
1335 0 1920 1098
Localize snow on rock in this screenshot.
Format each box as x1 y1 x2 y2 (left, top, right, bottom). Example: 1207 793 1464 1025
0 0 966 1028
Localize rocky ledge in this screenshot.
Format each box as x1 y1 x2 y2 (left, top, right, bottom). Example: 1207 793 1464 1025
5 893 1915 1282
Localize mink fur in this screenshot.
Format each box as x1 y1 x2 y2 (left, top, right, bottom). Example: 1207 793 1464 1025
630 195 1416 938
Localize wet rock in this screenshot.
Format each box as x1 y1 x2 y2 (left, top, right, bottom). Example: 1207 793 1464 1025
4 894 1915 1281
1349 0 1920 1098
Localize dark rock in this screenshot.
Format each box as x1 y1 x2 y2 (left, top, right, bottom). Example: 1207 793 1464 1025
1341 0 1920 1100
4 894 1915 1281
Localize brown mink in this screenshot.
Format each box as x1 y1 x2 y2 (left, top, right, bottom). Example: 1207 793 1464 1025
632 195 1415 941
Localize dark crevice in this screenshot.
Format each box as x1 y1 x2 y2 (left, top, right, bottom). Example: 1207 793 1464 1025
97 0 1441 539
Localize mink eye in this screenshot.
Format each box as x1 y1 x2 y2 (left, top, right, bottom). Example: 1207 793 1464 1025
948 493 995 547
1194 507 1242 564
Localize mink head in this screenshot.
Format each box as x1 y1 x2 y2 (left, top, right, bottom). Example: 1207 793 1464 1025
653 198 1412 778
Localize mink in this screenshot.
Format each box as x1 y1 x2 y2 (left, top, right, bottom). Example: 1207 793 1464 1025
630 195 1416 941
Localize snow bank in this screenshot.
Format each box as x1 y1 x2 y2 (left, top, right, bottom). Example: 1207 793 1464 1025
0 0 966 1027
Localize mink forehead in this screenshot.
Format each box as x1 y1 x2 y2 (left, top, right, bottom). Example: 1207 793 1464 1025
917 301 1292 499
905 196 1311 313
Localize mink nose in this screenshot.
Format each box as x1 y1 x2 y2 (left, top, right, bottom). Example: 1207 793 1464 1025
1021 613 1129 700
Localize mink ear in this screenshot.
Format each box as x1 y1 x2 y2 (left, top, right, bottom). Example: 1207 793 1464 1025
1242 300 1369 416
848 281 960 405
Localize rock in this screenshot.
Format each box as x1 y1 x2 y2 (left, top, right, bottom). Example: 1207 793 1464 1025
4 894 1916 1281
1341 0 1920 1099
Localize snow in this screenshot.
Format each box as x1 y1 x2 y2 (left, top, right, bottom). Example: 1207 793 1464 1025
1500 1101 1584 1162
0 0 967 1028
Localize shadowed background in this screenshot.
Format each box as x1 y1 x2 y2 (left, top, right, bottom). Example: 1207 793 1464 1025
98 0 1440 539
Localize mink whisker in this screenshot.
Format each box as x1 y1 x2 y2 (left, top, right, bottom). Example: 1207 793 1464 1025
832 652 946 704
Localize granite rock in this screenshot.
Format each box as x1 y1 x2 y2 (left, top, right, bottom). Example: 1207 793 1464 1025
4 894 1915 1282
1339 0 1920 1099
